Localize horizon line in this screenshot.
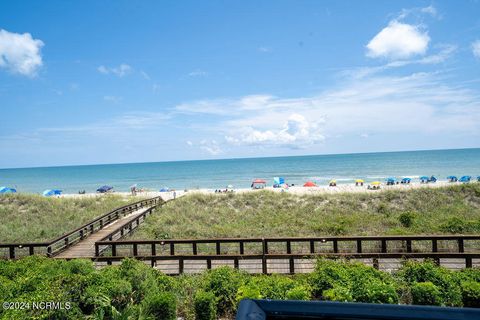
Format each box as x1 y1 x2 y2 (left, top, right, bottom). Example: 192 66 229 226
1 146 479 171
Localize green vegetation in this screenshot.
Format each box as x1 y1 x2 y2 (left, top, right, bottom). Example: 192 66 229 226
132 184 480 239
0 194 136 242
0 257 479 319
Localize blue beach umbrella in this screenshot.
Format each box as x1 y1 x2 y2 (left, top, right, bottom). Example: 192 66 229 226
419 176 429 182
96 185 113 193
447 176 458 182
43 189 62 197
386 177 397 182
401 177 411 183
0 186 16 194
459 176 471 183
477 176 480 182
159 187 170 192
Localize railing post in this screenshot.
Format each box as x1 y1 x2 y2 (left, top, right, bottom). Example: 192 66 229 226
207 258 212 270
170 243 175 255
356 240 362 253
151 243 156 256
234 257 239 269
333 240 338 253
9 246 15 259
286 241 292 254
458 239 464 253
90 224 94 234
381 240 387 253
466 257 473 268
29 246 34 255
133 243 138 256
239 241 244 255
309 240 315 254
289 257 295 274
64 237 69 247
179 258 184 274
432 239 438 252
192 242 197 255
112 244 117 256
95 244 99 256
216 241 221 255
262 238 268 274
80 229 84 240
373 258 379 269
100 219 103 229
47 246 52 257
406 240 412 253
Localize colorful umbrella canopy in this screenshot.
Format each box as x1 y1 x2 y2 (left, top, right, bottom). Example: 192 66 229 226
420 176 429 180
329 179 336 184
252 179 266 184
96 185 113 193
43 189 62 196
459 176 471 182
303 181 317 187
159 187 170 192
401 177 411 182
355 179 364 183
386 177 397 182
371 181 381 185
0 186 16 194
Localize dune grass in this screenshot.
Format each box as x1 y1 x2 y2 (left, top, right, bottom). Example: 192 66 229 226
0 194 135 243
131 184 480 239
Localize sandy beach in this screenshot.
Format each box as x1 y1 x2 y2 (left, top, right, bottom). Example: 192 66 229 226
56 180 468 199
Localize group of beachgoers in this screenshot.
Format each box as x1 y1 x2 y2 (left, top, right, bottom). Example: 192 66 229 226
240 175 480 191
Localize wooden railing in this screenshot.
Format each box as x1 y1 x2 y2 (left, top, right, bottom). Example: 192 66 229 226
95 235 480 258
0 196 164 259
90 252 480 274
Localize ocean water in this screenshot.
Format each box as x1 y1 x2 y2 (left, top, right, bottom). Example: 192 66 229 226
0 148 479 194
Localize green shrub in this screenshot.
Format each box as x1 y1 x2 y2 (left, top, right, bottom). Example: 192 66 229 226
411 282 443 306
460 281 480 308
309 259 351 298
194 291 217 320
440 217 471 233
250 275 297 300
141 292 176 320
399 211 416 228
398 261 462 306
352 279 399 304
202 267 246 315
236 284 262 302
322 286 353 302
286 285 311 300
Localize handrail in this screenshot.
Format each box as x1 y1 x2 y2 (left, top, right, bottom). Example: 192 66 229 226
0 196 164 259
94 234 480 259
90 252 480 274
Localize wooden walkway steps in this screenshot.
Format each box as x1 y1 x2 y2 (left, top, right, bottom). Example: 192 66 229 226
55 207 152 258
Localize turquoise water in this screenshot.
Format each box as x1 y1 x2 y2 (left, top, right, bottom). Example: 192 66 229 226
0 148 479 194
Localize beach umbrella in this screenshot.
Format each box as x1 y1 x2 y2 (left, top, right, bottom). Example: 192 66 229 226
303 181 317 187
43 189 62 196
226 184 234 189
96 185 113 193
401 177 411 182
159 187 170 192
477 176 480 182
355 179 364 183
419 176 429 182
371 181 381 185
386 177 397 182
459 176 471 183
329 179 337 185
0 186 16 194
252 179 267 184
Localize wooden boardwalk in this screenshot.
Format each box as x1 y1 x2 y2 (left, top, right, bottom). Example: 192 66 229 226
55 207 151 258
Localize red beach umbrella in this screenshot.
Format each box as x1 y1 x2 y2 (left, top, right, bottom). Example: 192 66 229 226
303 181 317 187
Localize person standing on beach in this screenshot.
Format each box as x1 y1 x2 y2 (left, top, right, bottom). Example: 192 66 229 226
173 190 176 199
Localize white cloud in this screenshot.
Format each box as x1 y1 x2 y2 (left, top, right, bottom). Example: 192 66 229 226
188 70 208 77
366 21 430 60
97 63 133 77
103 95 122 103
186 140 193 146
199 140 222 155
0 29 44 76
258 46 271 53
140 70 150 80
472 40 480 58
225 114 324 148
420 5 437 17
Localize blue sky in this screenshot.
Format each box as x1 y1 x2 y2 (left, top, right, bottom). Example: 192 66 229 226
1 0 479 168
